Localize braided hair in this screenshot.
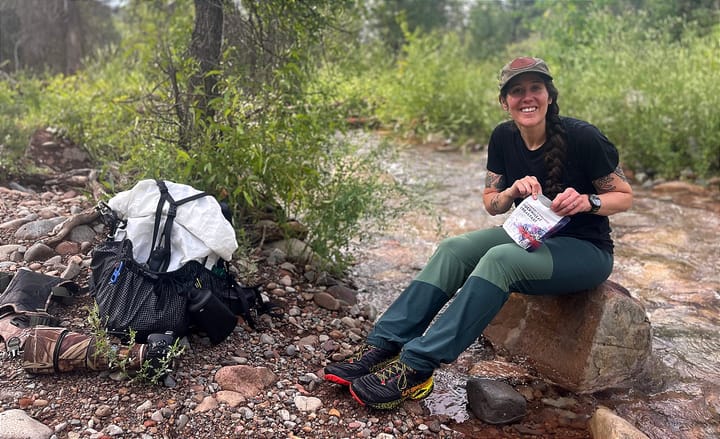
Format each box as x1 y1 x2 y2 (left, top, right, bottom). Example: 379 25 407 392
542 81 567 199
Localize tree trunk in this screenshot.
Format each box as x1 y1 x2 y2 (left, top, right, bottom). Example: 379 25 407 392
63 0 82 74
189 0 224 121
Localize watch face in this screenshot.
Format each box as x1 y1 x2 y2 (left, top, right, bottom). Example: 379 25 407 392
590 194 601 211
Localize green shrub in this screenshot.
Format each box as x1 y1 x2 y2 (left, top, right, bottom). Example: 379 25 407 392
533 7 720 179
375 29 493 141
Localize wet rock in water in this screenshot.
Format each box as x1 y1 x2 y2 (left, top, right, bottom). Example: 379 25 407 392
589 406 650 439
484 280 652 393
466 378 527 424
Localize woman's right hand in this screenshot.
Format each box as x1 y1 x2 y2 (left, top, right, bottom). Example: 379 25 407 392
509 176 542 200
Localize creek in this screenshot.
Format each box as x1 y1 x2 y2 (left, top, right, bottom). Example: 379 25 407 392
348 139 720 439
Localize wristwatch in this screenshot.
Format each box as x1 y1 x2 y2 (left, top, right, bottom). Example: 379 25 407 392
588 194 601 213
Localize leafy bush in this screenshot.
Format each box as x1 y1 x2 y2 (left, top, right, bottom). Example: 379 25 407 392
0 76 34 176
535 8 720 178
120 63 406 271
375 28 494 141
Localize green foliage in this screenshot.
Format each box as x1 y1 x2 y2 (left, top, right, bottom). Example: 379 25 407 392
363 0 463 54
86 302 134 373
87 302 184 384
299 135 409 271
94 0 402 270
121 61 405 270
465 0 543 60
532 7 720 178
0 75 34 176
356 26 496 142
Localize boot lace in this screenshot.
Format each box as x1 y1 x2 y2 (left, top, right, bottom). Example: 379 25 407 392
375 361 411 389
349 344 372 363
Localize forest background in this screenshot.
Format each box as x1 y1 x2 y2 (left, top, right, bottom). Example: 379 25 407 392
0 0 718 272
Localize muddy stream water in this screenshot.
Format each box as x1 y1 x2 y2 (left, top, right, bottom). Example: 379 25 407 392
347 140 720 438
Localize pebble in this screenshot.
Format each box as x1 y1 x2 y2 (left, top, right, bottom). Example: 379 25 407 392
175 414 189 430
135 400 153 413
294 395 322 412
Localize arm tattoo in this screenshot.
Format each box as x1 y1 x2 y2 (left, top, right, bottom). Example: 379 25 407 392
486 171 506 214
490 193 502 214
595 174 617 193
485 171 506 190
613 166 628 182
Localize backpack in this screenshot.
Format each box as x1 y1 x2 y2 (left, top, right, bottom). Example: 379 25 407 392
90 180 272 344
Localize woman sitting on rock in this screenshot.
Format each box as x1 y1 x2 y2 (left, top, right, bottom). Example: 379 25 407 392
323 56 634 410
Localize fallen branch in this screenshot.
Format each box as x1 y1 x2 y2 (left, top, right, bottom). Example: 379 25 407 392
87 169 107 202
45 207 100 247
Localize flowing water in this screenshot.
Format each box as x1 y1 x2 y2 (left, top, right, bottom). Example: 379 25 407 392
348 139 720 438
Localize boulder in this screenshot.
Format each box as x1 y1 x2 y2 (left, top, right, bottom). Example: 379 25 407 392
483 280 651 393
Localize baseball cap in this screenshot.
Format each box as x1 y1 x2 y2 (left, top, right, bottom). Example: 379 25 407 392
498 57 553 91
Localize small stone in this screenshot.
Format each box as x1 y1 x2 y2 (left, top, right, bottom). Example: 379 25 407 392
95 405 113 418
313 291 340 310
175 414 189 430
294 395 322 412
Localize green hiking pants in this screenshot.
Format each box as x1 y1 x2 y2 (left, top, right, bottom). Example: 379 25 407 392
366 227 613 373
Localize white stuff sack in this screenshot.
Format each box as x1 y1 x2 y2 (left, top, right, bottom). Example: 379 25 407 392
107 179 238 271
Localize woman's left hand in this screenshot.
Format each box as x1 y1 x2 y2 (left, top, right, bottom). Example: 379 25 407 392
551 188 586 216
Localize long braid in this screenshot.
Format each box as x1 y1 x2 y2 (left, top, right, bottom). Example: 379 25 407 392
542 81 566 199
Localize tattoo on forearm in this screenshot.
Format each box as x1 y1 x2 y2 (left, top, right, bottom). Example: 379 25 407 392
613 166 628 182
595 174 616 192
491 193 501 213
485 171 506 190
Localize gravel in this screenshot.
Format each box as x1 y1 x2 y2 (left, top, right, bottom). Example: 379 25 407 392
0 182 592 439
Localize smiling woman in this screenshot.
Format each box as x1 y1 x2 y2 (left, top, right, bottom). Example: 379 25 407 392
323 56 634 412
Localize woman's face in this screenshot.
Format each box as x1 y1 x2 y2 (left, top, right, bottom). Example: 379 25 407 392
502 73 551 130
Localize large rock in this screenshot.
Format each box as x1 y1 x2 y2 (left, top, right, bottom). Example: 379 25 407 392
484 280 651 393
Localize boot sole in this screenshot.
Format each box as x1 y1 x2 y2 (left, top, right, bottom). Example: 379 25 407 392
324 373 352 387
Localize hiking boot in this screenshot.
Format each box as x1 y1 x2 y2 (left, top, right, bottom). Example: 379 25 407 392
349 358 434 409
324 344 399 386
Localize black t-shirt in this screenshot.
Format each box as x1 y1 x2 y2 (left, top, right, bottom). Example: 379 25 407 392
487 117 619 253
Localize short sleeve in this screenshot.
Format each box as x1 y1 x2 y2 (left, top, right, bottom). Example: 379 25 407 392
486 124 507 175
572 122 619 180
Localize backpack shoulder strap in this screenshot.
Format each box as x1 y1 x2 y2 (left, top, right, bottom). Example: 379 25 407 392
147 180 211 272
